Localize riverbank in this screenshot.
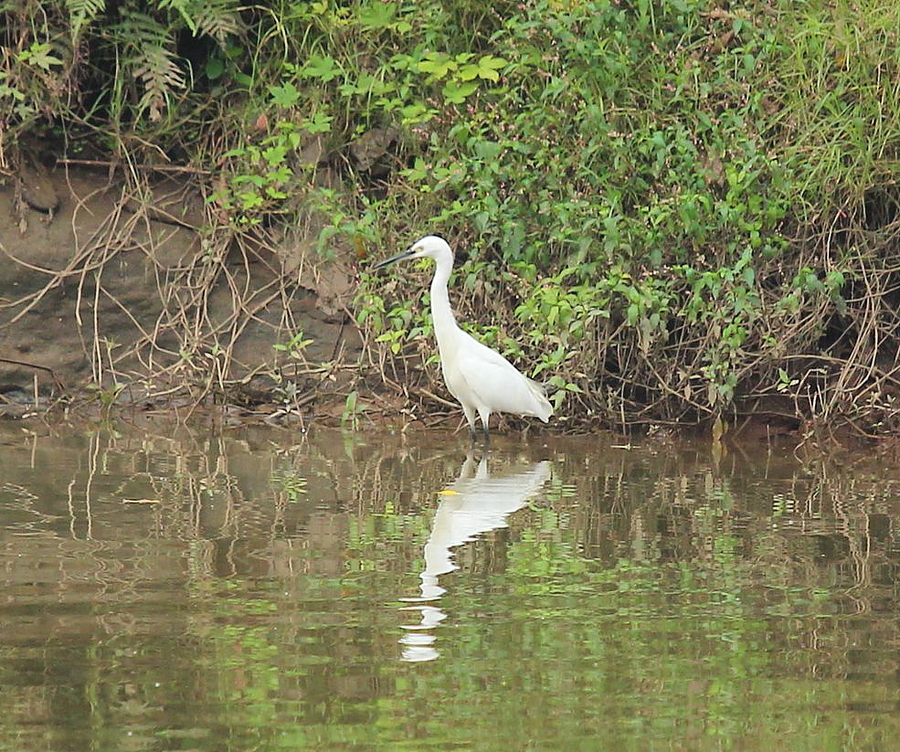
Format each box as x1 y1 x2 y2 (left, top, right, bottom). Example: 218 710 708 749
4 1 900 442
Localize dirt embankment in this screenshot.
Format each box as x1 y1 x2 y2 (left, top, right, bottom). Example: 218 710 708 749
0 163 362 417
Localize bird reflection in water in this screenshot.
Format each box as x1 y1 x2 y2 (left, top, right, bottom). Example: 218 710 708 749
399 454 552 662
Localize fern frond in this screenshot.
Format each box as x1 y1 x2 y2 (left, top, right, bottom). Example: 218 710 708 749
115 12 185 123
134 44 185 121
156 0 197 35
157 0 241 46
115 11 171 49
192 0 241 46
67 0 106 40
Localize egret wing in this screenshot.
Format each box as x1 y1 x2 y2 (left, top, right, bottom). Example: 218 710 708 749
453 334 552 420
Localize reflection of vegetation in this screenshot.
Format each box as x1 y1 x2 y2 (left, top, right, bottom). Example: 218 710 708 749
270 466 307 503
346 503 431 573
0 426 899 749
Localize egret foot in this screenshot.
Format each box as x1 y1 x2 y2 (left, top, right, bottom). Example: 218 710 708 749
467 424 490 448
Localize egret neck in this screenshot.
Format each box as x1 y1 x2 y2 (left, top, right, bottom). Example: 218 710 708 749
428 248 458 352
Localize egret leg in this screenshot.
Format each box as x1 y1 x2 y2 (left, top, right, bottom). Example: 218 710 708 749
478 408 491 447
462 405 479 443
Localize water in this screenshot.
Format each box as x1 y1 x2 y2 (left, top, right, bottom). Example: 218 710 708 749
1 420 898 751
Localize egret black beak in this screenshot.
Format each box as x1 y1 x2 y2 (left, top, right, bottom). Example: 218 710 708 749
372 247 415 270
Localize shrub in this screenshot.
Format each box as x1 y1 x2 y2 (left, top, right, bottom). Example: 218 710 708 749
7 0 900 435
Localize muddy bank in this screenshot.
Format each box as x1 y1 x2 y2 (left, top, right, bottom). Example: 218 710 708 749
0 164 362 417
0 167 863 447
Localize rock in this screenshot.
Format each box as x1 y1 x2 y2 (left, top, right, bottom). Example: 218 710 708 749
19 164 60 214
350 127 398 171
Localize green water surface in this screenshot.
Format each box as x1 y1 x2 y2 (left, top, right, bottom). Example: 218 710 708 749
0 422 897 751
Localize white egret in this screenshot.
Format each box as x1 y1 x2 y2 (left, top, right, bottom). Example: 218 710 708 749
373 235 552 443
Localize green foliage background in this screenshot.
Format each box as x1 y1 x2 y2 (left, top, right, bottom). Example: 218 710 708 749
4 0 900 432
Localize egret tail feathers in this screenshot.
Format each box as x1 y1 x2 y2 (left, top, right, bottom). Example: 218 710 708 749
525 377 553 422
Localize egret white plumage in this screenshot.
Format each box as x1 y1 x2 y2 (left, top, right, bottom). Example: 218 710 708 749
372 235 552 443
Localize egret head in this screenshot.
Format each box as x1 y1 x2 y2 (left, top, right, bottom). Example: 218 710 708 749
372 235 453 270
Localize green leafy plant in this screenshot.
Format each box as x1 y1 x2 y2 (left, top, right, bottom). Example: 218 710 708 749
9 0 900 435
273 330 313 362
341 390 367 431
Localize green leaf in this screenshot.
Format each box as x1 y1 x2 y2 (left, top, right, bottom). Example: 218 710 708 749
475 54 507 81
268 82 300 108
418 52 455 81
442 80 478 104
205 56 224 80
457 64 481 82
302 55 340 82
18 42 63 71
358 1 397 29
301 111 333 134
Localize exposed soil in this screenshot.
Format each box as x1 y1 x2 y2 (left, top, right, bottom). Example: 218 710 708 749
0 162 363 418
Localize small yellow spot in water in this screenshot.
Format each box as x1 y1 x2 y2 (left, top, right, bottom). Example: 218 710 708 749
437 489 460 496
